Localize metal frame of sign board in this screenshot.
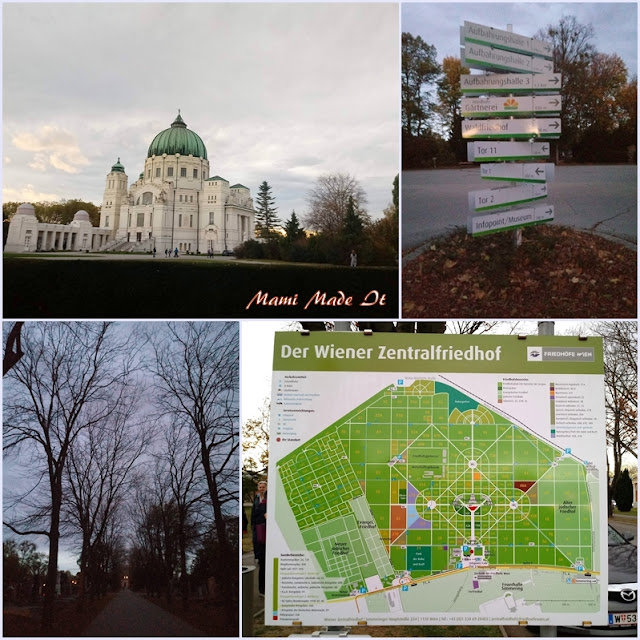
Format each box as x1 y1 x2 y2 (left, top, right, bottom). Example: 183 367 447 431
469 183 548 212
480 163 555 183
462 118 561 139
461 21 553 59
462 43 554 74
461 73 562 95
467 141 552 162
467 205 555 237
461 95 561 117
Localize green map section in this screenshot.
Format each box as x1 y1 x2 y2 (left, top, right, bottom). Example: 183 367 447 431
277 380 594 600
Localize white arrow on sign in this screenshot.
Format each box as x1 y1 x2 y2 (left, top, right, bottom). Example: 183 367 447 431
461 73 562 95
462 118 561 140
461 95 561 117
461 21 553 59
463 43 554 74
480 163 555 183
469 183 548 212
468 205 554 237
468 141 551 162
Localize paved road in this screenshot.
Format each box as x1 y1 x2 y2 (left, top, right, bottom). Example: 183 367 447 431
402 165 637 251
82 589 204 636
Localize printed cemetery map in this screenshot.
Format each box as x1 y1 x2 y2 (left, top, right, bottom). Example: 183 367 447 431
268 363 606 626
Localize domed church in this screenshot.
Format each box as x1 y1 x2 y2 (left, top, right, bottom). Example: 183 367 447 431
100 112 255 254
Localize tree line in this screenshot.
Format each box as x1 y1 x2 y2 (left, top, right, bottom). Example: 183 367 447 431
2 199 100 225
403 15 637 168
3 322 239 634
235 173 398 267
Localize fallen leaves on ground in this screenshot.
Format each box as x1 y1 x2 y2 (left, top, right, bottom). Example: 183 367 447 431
403 226 636 318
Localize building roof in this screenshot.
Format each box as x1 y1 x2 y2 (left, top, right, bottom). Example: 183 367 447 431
111 157 125 173
231 183 249 190
206 175 229 182
15 203 36 217
147 112 208 160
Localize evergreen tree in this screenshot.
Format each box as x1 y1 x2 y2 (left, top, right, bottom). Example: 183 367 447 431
614 468 634 512
343 196 364 248
254 181 280 238
283 211 305 241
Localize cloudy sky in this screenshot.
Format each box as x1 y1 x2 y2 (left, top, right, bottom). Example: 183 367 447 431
3 3 399 220
403 2 637 77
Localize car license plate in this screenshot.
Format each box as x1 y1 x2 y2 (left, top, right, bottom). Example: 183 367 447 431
609 613 637 626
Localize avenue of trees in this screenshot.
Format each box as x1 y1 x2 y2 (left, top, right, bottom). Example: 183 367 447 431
3 322 239 634
403 16 637 168
234 173 398 266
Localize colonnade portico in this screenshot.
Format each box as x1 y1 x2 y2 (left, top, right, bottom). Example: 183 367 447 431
4 204 111 254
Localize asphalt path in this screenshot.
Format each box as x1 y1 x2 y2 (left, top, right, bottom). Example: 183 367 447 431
402 165 637 251
82 588 204 636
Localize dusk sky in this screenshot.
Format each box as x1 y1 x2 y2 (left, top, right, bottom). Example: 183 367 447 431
3 3 399 220
403 2 637 78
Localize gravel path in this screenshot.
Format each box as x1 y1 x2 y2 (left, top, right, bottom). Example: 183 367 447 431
83 589 204 636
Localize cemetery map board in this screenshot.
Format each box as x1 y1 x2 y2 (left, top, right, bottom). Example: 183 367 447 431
266 333 607 626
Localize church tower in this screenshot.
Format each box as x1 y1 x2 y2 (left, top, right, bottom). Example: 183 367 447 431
99 158 128 237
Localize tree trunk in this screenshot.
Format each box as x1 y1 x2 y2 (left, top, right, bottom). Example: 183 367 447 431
179 527 189 611
41 489 62 632
201 446 236 627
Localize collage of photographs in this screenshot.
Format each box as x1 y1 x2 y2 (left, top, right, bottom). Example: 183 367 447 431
1 1 637 639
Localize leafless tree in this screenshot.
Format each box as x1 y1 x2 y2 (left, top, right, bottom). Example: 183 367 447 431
130 474 180 602
304 173 370 235
162 418 208 610
595 322 637 515
63 382 153 610
3 322 140 631
3 321 24 375
149 322 239 612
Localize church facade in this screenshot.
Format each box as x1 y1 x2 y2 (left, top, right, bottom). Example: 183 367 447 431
5 113 255 254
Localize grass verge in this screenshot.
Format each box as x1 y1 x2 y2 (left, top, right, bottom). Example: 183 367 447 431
3 593 116 637
4 258 398 318
144 594 237 636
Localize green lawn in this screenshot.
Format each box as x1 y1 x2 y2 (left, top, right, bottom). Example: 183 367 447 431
3 257 398 318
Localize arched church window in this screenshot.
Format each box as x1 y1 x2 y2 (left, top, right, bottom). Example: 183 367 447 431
142 192 153 205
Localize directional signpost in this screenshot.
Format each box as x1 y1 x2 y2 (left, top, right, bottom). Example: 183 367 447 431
461 21 553 58
462 118 561 139
461 72 561 95
469 183 547 212
468 205 555 236
480 162 555 183
462 42 554 74
461 95 561 117
461 20 562 239
467 140 551 162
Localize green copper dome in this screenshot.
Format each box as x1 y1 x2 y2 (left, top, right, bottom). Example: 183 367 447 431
111 157 125 173
147 112 207 160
